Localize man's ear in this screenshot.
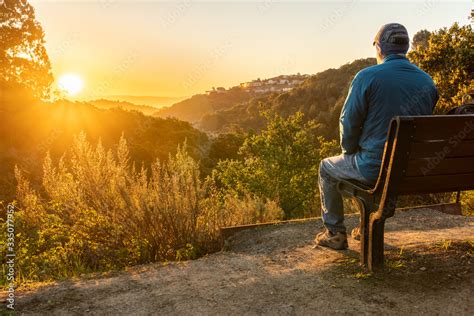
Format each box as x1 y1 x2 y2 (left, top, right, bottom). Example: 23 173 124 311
375 43 384 63
375 43 382 55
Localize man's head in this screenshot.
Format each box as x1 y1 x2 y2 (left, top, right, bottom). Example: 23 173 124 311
373 23 410 64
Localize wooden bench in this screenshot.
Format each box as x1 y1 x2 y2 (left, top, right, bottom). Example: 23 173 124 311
337 115 474 271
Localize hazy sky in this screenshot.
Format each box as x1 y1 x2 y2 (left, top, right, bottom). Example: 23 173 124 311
30 0 471 99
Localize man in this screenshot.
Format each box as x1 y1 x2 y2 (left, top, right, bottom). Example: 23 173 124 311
315 23 439 250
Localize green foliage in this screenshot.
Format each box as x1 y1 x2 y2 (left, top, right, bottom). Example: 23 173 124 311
0 0 53 98
208 132 246 162
408 23 473 112
411 29 431 50
175 244 200 261
212 111 339 218
460 191 474 216
200 132 247 177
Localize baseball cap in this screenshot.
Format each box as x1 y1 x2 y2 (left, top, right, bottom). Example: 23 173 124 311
373 23 410 56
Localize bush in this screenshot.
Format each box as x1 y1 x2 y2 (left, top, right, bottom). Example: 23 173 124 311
0 133 283 285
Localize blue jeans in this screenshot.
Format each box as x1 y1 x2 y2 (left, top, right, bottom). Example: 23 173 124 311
319 154 374 234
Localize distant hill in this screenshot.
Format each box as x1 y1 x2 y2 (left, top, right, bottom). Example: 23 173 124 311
88 99 159 116
105 95 186 108
153 74 309 124
153 87 253 123
198 58 377 138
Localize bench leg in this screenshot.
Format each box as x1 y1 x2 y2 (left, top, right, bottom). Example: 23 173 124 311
352 198 370 266
368 217 385 272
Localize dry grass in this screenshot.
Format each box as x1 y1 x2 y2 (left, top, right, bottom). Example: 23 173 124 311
1 133 283 285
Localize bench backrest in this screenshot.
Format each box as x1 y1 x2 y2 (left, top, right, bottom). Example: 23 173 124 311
377 115 474 196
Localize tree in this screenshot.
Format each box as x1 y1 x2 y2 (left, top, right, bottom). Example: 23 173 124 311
408 23 473 112
211 110 339 218
0 0 53 98
411 29 430 50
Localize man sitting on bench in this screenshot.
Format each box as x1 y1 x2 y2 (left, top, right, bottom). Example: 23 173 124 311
315 23 439 250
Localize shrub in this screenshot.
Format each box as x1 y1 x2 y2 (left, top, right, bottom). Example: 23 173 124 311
0 133 283 285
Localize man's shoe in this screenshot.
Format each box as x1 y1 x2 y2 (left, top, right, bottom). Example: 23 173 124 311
351 226 361 241
315 229 348 250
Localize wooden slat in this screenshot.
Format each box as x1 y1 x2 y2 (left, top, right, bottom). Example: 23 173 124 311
406 157 474 176
404 115 474 141
409 140 474 159
399 173 474 195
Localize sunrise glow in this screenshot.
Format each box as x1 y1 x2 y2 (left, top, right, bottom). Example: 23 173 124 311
58 73 84 96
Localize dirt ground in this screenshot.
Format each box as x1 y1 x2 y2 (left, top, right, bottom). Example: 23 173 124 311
4 208 474 315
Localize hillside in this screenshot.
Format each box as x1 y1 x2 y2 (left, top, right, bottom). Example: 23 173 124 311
10 208 473 314
199 58 376 137
105 95 186 108
87 99 159 116
151 58 377 137
153 74 309 125
154 87 253 123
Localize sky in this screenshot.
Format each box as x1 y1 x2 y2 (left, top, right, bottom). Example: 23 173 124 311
30 0 472 100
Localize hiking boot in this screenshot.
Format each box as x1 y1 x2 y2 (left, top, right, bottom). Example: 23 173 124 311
314 229 348 250
351 226 361 241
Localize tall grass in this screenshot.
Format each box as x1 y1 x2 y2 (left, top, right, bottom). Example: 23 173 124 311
1 133 283 284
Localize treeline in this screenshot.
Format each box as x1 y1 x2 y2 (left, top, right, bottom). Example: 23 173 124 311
88 99 159 116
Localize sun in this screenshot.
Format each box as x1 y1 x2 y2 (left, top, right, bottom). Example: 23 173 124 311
58 73 84 96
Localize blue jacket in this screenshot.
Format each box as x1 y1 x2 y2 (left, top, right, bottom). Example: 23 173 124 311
340 55 438 182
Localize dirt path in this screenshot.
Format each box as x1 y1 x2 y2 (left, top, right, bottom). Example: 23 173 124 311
6 208 474 315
